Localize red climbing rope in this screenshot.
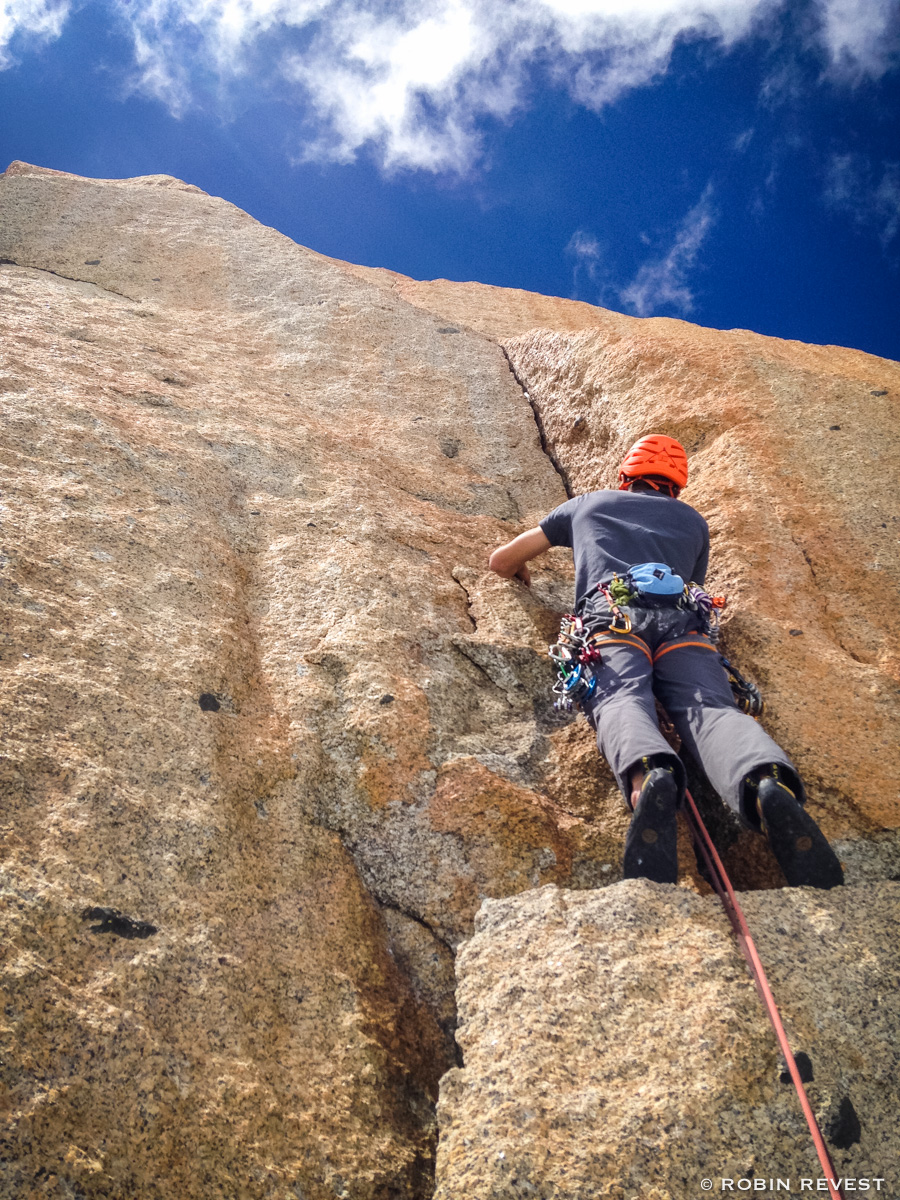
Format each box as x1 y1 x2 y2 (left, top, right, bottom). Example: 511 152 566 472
683 787 846 1200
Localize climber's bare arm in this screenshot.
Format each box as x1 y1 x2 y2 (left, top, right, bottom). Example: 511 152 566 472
488 527 552 586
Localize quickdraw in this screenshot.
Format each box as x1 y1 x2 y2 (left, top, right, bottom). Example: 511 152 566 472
721 656 765 717
548 614 603 712
681 590 764 715
686 582 728 644
599 577 632 634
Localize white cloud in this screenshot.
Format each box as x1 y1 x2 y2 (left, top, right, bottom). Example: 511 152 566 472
734 127 754 152
105 0 789 170
566 229 601 270
2 0 899 171
565 228 604 296
817 0 900 80
874 166 900 244
0 0 70 66
619 184 716 316
284 0 509 171
826 153 900 244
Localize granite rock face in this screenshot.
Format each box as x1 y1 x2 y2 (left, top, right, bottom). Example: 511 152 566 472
0 163 621 1199
436 880 900 1200
1 162 899 1199
350 271 900 887
504 323 900 846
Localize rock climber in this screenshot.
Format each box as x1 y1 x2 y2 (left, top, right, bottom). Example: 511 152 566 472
488 433 844 889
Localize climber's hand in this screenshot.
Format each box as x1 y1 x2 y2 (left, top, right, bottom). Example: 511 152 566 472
488 528 551 585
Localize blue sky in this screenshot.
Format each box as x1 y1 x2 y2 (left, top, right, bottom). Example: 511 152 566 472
1 0 898 360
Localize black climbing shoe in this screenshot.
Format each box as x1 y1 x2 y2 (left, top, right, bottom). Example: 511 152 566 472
623 767 679 884
757 777 844 889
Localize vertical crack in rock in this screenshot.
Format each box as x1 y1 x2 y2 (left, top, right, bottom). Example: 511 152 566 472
500 344 573 499
451 569 478 631
217 485 453 1196
379 902 464 1071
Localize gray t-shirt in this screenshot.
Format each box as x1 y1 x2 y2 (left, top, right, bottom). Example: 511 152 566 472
539 489 709 607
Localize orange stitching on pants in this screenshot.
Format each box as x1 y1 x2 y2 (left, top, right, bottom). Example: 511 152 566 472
652 639 717 663
592 635 653 665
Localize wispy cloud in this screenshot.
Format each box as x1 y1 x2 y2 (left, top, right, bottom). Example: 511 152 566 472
734 127 754 152
1 0 898 172
619 184 716 316
816 0 900 81
565 228 603 295
0 0 69 66
825 153 900 245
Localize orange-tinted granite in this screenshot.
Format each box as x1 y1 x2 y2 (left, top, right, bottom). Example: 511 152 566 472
340 268 900 880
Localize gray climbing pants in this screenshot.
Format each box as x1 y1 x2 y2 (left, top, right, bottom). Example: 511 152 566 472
580 603 803 828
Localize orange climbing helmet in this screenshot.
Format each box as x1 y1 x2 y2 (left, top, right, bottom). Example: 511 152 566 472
617 434 689 491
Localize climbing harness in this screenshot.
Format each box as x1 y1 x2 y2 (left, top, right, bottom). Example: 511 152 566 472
683 789 846 1200
588 567 725 623
552 567 761 716
595 564 686 613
